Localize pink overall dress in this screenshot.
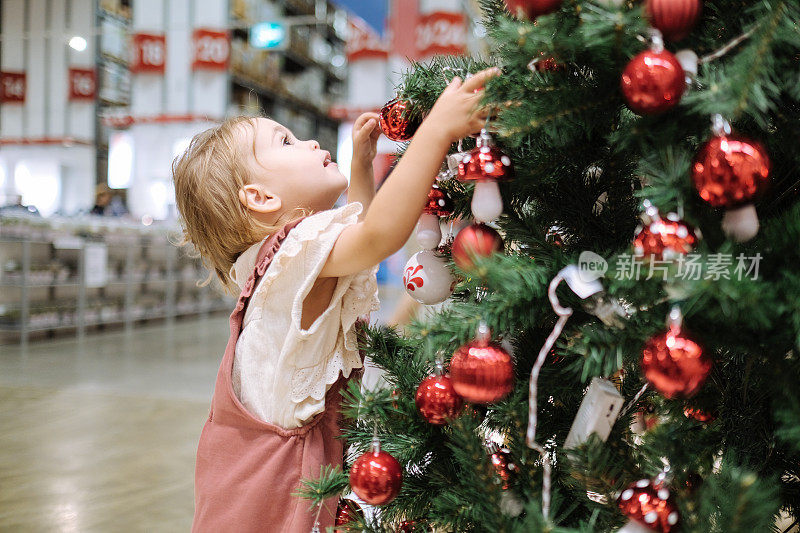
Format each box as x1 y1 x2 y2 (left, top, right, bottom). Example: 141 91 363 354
193 219 348 533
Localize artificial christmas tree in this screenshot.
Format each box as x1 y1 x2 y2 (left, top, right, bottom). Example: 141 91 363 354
300 0 800 530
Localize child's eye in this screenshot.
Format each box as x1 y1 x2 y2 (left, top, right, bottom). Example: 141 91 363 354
282 135 292 146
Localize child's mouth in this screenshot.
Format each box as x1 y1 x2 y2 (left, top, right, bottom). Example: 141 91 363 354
322 152 332 167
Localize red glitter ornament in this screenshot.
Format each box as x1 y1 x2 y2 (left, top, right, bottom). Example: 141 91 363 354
618 478 680 533
691 134 771 208
621 49 685 115
489 446 517 489
646 0 702 41
349 449 403 505
379 98 422 142
423 183 454 217
683 406 716 423
642 326 711 399
450 324 514 403
451 224 504 271
529 51 563 72
415 374 464 425
335 499 364 526
633 215 698 260
504 0 563 19
457 131 514 182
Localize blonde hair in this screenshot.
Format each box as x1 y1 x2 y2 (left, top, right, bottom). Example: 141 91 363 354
172 116 304 292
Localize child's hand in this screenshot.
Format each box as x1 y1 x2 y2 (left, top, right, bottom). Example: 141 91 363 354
352 112 381 170
423 67 501 144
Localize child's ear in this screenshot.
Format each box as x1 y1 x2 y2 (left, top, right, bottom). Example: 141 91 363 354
238 184 282 214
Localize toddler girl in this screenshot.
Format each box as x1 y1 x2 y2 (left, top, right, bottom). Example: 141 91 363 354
172 67 499 533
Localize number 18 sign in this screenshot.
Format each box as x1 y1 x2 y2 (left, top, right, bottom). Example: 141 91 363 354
130 33 166 74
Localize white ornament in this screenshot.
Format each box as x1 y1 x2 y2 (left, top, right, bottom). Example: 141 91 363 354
675 49 698 79
564 378 624 449
721 204 760 242
403 250 455 305
617 519 654 533
471 180 503 223
415 213 442 249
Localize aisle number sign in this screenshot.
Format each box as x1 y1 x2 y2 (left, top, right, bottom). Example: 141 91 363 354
0 71 26 103
192 29 230 71
130 33 166 74
250 22 286 50
416 11 467 58
68 68 97 101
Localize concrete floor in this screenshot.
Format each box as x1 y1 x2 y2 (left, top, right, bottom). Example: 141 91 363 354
0 287 405 532
0 316 228 532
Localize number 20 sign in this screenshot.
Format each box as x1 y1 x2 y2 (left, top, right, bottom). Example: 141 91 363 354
130 33 166 74
192 29 230 71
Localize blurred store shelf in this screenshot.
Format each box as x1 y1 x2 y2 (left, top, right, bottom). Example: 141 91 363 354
0 213 233 347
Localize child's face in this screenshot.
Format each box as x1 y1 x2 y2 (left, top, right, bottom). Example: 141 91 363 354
238 118 348 216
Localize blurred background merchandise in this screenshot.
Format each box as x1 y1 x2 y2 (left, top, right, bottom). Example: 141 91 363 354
0 0 485 345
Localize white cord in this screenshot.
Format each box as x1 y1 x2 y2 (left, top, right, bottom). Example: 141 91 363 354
525 273 572 520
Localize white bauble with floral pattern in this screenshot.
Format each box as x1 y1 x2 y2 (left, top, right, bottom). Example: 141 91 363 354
403 250 455 305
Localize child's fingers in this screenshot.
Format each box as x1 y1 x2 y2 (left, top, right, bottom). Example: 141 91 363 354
461 67 501 93
354 112 380 132
444 76 463 93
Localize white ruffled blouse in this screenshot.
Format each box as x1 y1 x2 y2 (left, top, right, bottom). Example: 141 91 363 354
229 203 380 429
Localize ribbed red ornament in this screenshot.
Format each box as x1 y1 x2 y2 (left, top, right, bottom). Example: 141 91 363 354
415 374 464 425
451 223 504 271
335 499 364 526
621 49 685 115
450 338 514 403
504 0 563 19
618 479 680 533
349 450 403 505
646 0 702 41
423 183 454 217
379 98 422 142
641 327 711 398
691 134 771 208
633 216 698 260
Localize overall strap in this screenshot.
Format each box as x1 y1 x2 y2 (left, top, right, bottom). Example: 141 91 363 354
229 217 305 334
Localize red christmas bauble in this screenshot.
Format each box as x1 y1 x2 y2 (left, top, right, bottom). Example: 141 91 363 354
641 327 711 398
349 450 403 505
621 49 686 115
423 183 454 217
450 338 514 403
683 406 716 423
530 51 563 72
379 98 422 142
415 374 464 425
458 146 514 182
646 0 702 41
451 224 504 271
397 520 425 532
490 447 517 489
691 134 771 208
504 0 563 19
335 499 364 526
618 479 680 532
633 215 698 260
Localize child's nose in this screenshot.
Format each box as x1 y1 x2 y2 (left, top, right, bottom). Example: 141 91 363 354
303 139 320 150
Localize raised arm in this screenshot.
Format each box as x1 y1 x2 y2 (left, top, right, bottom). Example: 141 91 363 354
348 112 381 221
319 68 500 279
